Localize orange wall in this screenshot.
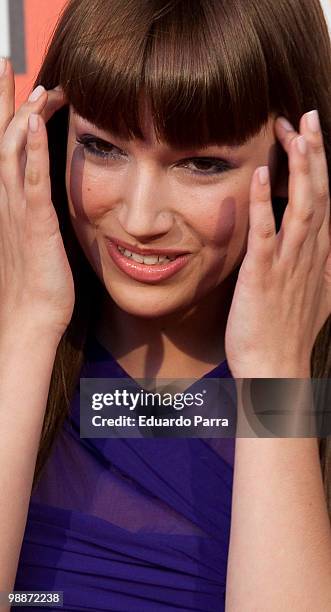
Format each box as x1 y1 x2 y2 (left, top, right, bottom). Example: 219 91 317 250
14 0 331 107
15 0 67 106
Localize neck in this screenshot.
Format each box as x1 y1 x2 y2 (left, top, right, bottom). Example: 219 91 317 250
94 269 238 379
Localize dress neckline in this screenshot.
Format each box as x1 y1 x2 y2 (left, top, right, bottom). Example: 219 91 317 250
85 333 233 381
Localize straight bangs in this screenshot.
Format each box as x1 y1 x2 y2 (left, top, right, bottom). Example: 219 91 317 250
38 0 330 151
39 0 299 149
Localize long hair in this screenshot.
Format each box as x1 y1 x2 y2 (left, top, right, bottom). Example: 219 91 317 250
31 0 331 516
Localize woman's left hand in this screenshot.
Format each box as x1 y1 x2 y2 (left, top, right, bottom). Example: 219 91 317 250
224 110 331 378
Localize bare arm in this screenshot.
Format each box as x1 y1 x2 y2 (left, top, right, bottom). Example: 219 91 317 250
225 379 331 611
0 60 74 609
0 326 60 596
223 97 331 609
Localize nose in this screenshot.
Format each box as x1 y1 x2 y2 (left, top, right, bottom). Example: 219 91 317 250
117 165 174 241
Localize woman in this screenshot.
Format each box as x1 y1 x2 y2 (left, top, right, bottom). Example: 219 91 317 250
0 0 330 609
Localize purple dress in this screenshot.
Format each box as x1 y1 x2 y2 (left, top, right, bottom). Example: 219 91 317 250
14 335 236 611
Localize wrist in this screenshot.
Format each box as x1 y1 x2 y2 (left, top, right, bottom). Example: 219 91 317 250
231 362 311 379
235 376 316 438
0 318 63 352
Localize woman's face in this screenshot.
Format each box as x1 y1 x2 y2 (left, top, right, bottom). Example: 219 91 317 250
65 106 282 318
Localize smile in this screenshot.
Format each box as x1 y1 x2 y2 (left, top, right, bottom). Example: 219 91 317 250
105 239 191 283
117 245 177 265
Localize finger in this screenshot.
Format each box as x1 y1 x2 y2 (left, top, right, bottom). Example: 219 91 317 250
0 86 48 197
275 120 315 259
40 86 67 124
0 87 66 199
24 113 54 224
23 88 67 198
274 116 298 156
0 58 15 139
300 110 330 241
246 166 276 269
275 118 316 229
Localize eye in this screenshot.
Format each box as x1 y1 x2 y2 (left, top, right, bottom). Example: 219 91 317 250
75 135 126 160
179 157 233 176
75 134 235 175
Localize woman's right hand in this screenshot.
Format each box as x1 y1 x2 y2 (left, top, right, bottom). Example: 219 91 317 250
0 59 75 341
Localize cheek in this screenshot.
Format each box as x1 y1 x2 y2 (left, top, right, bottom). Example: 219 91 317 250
65 149 111 271
202 196 237 248
65 147 252 254
66 148 113 222
187 176 251 250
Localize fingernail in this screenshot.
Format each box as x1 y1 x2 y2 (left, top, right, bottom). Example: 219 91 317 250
297 135 307 155
258 166 269 185
28 85 45 102
54 85 62 91
28 113 39 133
0 57 7 77
307 110 320 133
278 117 293 132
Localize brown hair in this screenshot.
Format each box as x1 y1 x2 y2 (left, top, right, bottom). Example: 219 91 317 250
32 0 331 515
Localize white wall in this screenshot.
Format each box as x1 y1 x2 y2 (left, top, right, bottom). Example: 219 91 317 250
0 0 10 58
320 0 331 33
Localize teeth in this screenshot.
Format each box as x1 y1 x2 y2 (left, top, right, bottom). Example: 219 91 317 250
131 252 145 263
141 255 160 264
117 245 177 265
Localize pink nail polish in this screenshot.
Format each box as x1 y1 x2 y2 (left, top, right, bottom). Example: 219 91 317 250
0 57 7 77
28 85 45 102
306 110 320 133
259 166 269 185
278 117 293 132
297 136 307 155
28 114 39 133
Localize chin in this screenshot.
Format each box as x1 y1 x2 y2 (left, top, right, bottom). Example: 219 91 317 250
103 281 194 319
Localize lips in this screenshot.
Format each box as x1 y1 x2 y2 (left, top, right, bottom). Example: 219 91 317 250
105 239 191 283
105 236 190 258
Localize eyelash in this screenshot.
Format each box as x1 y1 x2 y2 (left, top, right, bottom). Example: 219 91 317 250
75 135 233 176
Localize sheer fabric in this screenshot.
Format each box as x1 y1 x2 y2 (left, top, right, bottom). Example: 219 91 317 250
14 335 236 611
